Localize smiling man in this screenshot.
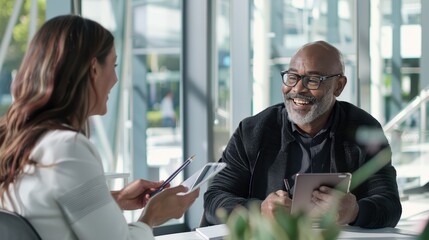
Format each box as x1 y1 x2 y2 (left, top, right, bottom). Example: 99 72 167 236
203 41 402 229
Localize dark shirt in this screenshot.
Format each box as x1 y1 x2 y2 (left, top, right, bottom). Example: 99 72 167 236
203 101 402 229
287 107 335 193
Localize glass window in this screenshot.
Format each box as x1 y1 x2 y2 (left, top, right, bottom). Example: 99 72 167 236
212 0 231 161
132 0 184 226
251 0 357 114
372 0 424 194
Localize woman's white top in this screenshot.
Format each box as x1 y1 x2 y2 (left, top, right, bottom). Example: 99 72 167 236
2 130 154 240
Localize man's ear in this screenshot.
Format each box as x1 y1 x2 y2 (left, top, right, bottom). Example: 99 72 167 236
334 76 347 97
89 58 98 81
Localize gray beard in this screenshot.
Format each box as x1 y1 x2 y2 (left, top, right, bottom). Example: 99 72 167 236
284 89 335 125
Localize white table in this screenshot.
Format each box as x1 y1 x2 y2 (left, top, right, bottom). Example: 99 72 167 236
155 195 429 240
336 226 418 239
155 224 420 240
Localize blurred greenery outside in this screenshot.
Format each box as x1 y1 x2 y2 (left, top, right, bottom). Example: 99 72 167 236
147 109 179 128
0 0 46 116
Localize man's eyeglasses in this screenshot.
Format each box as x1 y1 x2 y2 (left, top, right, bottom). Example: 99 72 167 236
280 70 342 90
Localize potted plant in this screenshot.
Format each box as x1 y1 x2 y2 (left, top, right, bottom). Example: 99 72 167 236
218 202 340 240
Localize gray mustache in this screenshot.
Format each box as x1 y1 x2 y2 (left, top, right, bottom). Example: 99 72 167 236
285 93 316 104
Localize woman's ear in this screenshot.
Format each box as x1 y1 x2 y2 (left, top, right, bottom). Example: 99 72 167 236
334 76 347 97
89 58 98 81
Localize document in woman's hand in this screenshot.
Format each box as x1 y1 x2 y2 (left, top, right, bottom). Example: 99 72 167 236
178 162 227 195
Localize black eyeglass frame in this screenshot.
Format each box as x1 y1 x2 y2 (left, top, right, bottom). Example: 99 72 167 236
280 70 343 90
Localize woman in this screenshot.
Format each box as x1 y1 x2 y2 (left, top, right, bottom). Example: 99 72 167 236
0 15 199 239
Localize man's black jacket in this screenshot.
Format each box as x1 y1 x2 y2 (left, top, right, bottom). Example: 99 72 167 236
203 101 402 229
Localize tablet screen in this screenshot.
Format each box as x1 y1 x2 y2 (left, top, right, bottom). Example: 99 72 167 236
291 173 352 214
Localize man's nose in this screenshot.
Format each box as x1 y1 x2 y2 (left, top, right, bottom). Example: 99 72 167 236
292 79 308 93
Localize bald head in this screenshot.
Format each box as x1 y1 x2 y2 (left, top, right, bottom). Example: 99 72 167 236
291 41 345 75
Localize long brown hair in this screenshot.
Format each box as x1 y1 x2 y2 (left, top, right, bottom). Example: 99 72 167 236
0 15 114 202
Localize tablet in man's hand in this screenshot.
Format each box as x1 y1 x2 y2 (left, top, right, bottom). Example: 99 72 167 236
291 173 352 214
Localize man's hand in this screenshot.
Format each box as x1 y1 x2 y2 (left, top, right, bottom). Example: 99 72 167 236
261 190 292 219
311 186 359 225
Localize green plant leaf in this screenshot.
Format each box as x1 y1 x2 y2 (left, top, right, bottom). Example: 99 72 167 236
417 219 429 240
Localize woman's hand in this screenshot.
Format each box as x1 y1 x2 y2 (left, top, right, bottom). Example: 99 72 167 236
112 179 166 210
139 185 200 228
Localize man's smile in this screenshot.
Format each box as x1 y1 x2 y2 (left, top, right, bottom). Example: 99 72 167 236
292 98 312 106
